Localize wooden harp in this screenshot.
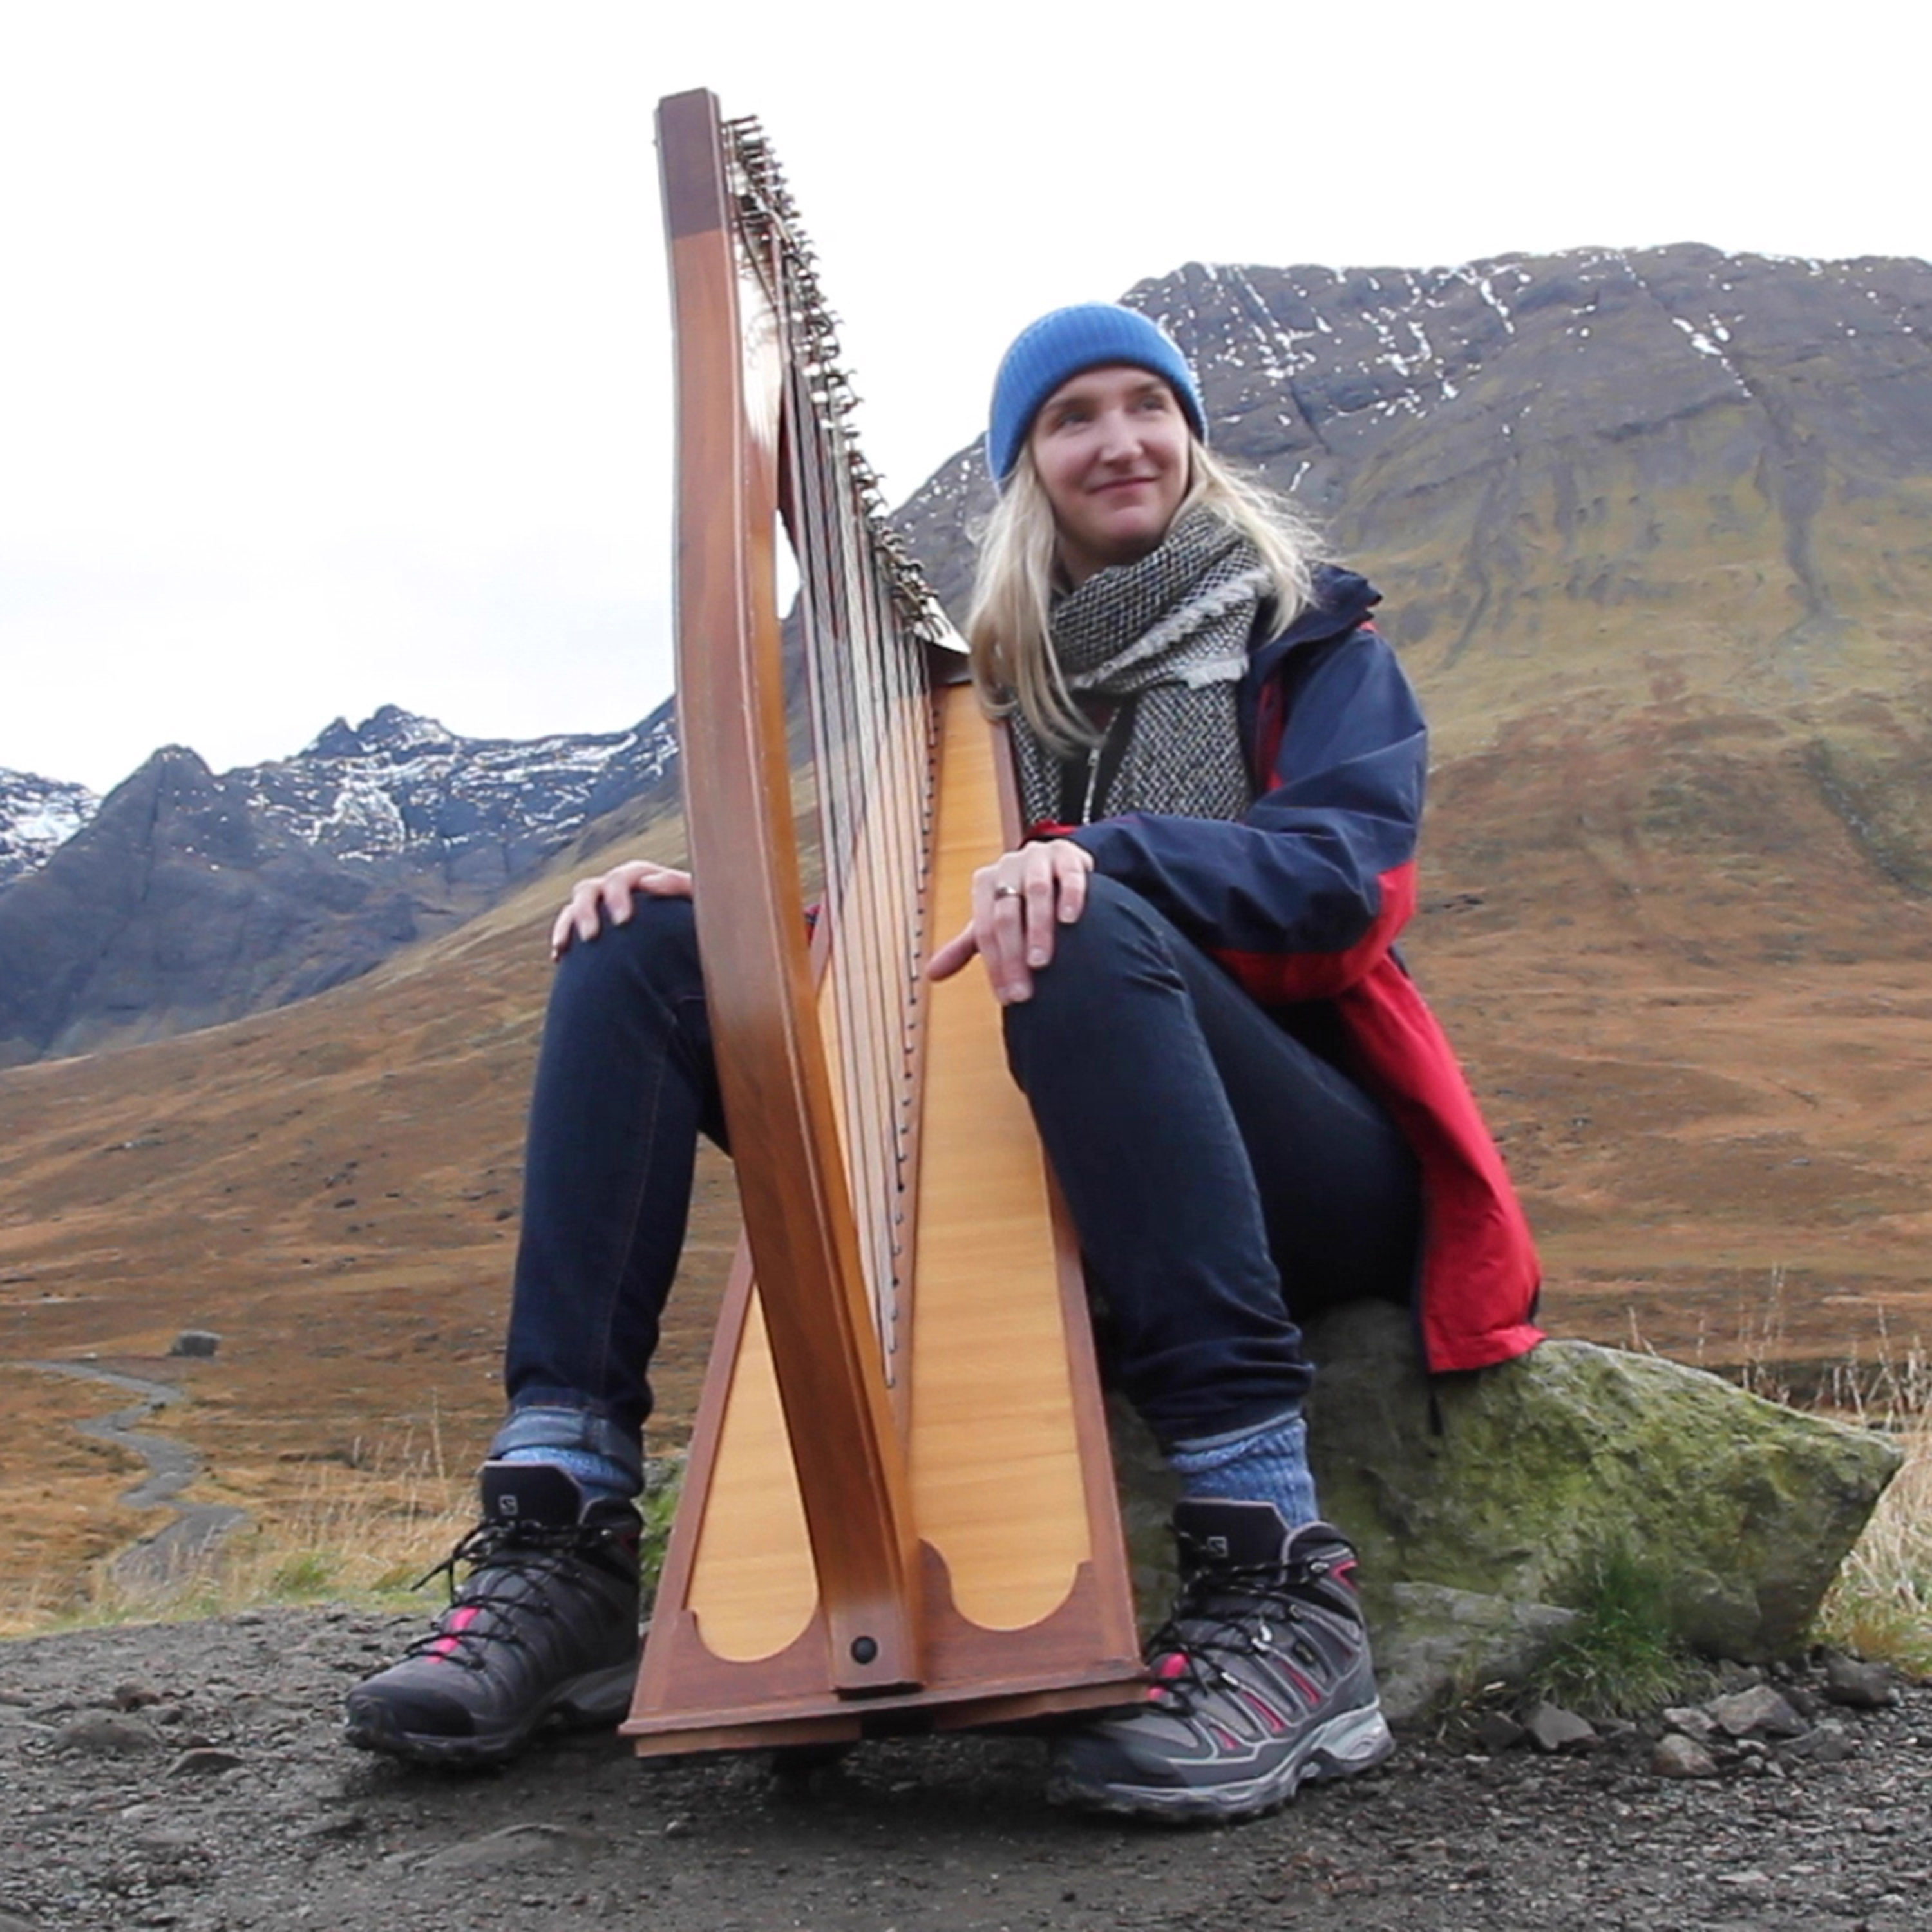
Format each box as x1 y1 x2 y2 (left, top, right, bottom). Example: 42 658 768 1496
624 91 1142 1756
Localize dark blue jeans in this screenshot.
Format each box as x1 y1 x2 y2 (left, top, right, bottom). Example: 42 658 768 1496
502 880 1419 1455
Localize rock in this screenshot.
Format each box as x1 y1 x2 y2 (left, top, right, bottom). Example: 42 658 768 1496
1371 1585 1578 1727
0 1914 42 1932
1662 1704 1716 1742
1823 1653 1898 1710
1651 1734 1719 1778
301 1812 366 1842
1522 1701 1597 1754
167 1747 244 1776
169 1330 221 1358
1707 1685 1808 1739
134 1826 200 1856
1474 1711 1528 1754
52 1712 160 1755
417 1824 604 1875
111 1680 163 1710
1778 1720 1858 1765
1104 1403 1182 1634
0 706 679 1062
1785 1682 1823 1719
1300 1302 1899 1664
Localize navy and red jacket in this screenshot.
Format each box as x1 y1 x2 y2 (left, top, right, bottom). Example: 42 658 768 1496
1051 564 1543 1374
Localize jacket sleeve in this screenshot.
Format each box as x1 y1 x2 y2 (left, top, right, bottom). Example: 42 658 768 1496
1066 628 1426 1003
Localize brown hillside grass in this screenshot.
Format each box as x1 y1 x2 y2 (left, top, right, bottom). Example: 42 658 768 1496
5 697 1931 1631
0 812 730 1625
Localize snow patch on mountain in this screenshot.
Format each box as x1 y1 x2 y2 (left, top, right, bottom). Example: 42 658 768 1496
239 703 681 873
0 703 680 894
0 771 100 887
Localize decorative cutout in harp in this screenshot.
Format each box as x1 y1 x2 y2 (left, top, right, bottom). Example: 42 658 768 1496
625 91 1143 1756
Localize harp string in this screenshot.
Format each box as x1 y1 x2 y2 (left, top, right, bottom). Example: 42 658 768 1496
726 118 947 1382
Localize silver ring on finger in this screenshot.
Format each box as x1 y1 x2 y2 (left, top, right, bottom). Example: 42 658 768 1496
992 883 1023 900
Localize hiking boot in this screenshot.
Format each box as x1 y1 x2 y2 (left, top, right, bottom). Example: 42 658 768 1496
343 1461 641 1766
1048 1499 1393 1821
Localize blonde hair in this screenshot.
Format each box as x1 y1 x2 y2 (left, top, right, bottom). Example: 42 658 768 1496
965 440 1323 753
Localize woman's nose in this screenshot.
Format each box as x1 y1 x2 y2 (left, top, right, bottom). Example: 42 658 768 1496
1095 410 1141 461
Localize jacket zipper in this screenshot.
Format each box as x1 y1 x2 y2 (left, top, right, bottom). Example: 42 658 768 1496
1079 746 1103 826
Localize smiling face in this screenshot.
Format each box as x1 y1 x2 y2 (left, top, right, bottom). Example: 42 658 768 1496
1027 364 1193 585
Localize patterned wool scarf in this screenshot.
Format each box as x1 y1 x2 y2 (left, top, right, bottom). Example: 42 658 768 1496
1010 508 1270 830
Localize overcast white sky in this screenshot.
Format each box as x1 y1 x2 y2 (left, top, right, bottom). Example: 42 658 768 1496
3 0 1927 792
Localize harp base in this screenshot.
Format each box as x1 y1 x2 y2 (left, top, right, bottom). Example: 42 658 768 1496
622 1543 1147 1761
622 1672 1148 1761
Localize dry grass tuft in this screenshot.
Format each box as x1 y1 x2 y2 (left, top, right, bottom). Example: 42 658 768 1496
1812 1335 1932 1678
5 1432 688 1641
2 1434 473 1638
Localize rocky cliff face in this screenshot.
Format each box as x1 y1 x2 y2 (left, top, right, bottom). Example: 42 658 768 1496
0 704 679 1063
0 770 99 889
239 703 679 893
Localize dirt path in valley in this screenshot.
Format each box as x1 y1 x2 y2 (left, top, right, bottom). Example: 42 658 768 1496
24 1361 248 1587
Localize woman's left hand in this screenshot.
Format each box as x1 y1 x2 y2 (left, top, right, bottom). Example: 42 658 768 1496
926 839 1095 1003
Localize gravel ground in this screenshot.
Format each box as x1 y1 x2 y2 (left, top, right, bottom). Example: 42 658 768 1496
3 1609 1931 1932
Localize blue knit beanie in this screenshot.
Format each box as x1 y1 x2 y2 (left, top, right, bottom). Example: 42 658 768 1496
985 303 1207 488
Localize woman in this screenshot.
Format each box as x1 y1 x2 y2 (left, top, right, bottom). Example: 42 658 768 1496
346 305 1542 1823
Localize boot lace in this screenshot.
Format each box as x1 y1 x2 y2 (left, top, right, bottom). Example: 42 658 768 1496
1143 1550 1332 1711
401 1519 622 1669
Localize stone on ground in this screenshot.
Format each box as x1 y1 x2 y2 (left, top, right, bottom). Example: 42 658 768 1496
418 1824 604 1875
1474 1709 1528 1753
52 1712 161 1755
1651 1732 1719 1778
1823 1652 1898 1709
1522 1700 1598 1753
1708 1684 1807 1738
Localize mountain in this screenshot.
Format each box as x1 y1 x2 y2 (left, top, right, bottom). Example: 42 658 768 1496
10 242 1931 1061
899 242 1932 773
248 703 679 886
0 703 680 1063
0 769 99 889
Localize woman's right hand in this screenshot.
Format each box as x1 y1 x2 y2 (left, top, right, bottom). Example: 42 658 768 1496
550 860 692 960
926 838 1094 1003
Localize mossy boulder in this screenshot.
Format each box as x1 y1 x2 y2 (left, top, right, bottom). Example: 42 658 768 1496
1112 1300 1901 1721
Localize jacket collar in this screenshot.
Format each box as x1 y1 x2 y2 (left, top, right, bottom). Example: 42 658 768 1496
1249 564 1381 682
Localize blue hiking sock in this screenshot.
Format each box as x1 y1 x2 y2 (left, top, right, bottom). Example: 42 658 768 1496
495 1444 636 1509
1168 1409 1320 1528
